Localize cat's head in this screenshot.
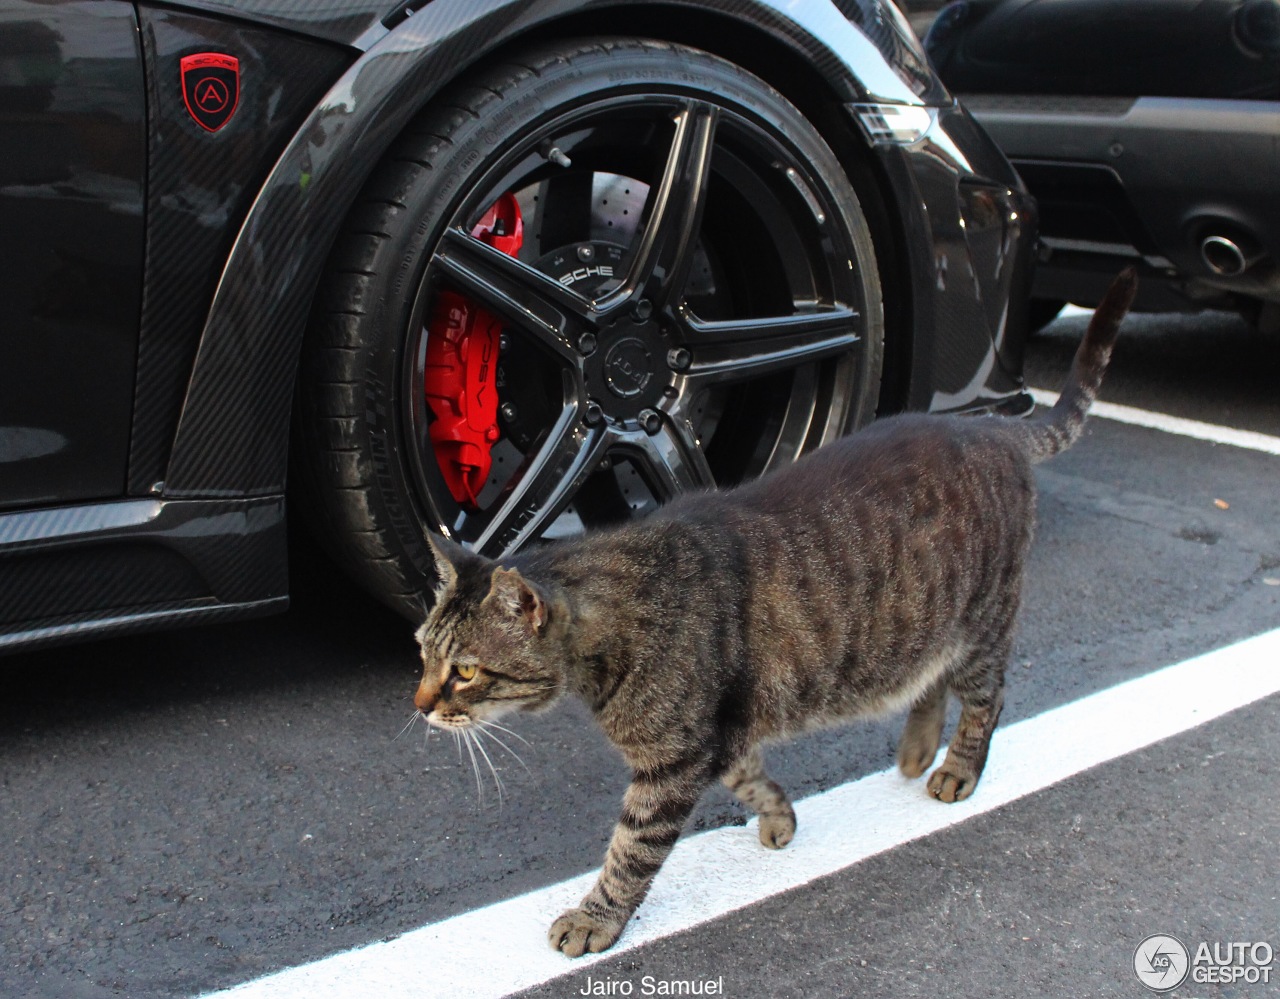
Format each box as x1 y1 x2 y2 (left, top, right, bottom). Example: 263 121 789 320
412 534 566 729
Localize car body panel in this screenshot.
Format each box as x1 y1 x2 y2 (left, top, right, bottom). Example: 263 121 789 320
927 0 1280 311
926 0 1280 101
0 0 145 509
966 94 1280 311
0 0 1036 653
127 6 352 495
154 0 391 48
895 104 1034 410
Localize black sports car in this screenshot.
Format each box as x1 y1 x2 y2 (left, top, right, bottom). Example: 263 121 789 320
923 0 1280 329
0 0 1035 652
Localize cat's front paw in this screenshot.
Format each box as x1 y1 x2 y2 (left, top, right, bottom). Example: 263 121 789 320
549 906 626 957
897 736 940 779
758 808 796 849
927 765 978 803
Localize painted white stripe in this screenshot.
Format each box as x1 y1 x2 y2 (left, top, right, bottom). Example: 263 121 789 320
1030 387 1280 455
203 627 1280 999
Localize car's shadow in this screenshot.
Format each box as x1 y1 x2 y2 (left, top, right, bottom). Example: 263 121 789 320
8 308 1278 734
8 309 1277 734
0 530 413 736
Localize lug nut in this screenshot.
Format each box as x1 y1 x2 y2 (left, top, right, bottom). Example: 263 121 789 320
638 408 663 436
631 299 654 322
667 346 691 371
499 402 518 423
499 332 511 353
578 332 597 356
585 400 605 426
577 244 595 263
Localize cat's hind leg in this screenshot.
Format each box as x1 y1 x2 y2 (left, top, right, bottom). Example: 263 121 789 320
722 746 796 849
928 637 1008 803
897 678 947 778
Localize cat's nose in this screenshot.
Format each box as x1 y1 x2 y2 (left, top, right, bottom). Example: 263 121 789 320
413 681 438 714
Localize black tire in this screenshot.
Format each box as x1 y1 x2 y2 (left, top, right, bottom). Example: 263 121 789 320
296 38 884 618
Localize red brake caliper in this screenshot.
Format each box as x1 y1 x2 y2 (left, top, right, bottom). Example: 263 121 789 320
423 193 524 509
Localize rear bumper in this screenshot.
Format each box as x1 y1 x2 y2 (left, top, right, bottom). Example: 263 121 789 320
966 94 1280 309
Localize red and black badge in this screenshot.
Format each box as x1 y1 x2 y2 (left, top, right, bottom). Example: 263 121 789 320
180 53 240 133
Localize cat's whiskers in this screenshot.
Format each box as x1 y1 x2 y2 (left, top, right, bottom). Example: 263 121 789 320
394 710 420 742
475 719 532 776
476 717 532 748
459 726 485 803
467 727 506 805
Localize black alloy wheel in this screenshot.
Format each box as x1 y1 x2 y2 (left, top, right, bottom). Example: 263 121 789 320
297 39 884 616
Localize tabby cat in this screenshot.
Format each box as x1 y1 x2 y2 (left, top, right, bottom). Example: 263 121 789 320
413 269 1137 957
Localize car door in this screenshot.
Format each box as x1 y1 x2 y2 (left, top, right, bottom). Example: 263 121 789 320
0 0 145 509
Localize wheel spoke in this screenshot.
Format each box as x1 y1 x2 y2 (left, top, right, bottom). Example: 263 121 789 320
432 227 594 364
472 406 608 556
611 415 715 501
681 306 861 387
598 102 718 315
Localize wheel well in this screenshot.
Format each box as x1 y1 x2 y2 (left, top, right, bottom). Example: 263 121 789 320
292 32 910 609
482 6 915 415
295 6 914 453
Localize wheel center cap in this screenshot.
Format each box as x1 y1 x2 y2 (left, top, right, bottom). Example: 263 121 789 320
603 337 655 400
584 315 670 422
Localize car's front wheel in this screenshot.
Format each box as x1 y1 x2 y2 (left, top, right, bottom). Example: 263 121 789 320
296 38 884 617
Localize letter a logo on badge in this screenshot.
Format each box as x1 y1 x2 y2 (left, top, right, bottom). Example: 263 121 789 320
180 53 240 132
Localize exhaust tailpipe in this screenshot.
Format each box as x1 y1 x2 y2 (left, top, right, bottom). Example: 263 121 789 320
1200 234 1262 277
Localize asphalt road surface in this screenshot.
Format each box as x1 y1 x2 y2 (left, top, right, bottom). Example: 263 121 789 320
2 306 1278 999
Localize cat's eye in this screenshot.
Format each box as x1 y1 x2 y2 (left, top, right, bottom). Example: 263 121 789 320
455 662 478 681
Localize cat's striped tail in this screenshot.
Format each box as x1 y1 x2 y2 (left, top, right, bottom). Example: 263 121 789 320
1020 267 1137 463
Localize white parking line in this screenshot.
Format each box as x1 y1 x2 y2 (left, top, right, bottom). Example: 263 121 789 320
202 626 1280 999
1029 388 1280 455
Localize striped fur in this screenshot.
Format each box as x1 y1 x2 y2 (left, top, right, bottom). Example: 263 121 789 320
1011 267 1137 462
413 269 1135 957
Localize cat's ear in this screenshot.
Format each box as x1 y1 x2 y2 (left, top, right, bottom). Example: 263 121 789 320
423 531 473 600
485 567 549 635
